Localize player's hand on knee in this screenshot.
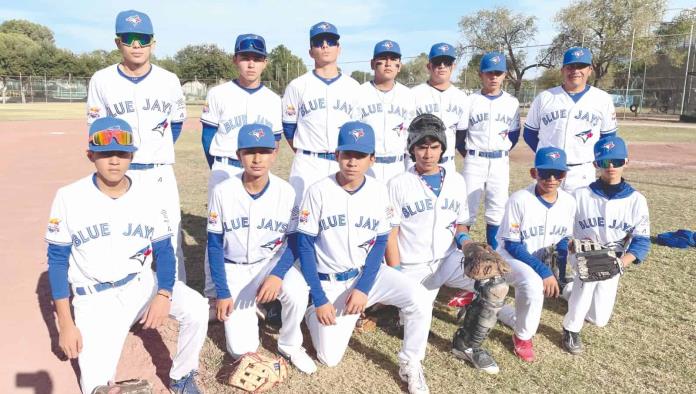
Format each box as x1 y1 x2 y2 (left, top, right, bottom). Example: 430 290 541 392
141 295 172 329
315 303 337 326
345 289 368 315
58 323 82 359
542 276 560 298
256 275 282 304
216 297 234 322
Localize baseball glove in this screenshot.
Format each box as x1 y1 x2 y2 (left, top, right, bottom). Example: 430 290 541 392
573 239 623 282
92 379 152 394
228 352 288 393
539 244 560 279
461 242 511 280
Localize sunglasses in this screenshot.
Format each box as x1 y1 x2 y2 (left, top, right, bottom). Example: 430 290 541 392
236 38 266 53
90 129 134 146
311 37 339 48
537 169 567 180
564 63 590 70
117 33 154 47
431 57 454 67
595 159 626 169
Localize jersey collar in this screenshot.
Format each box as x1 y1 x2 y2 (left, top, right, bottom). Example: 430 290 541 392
589 178 634 200
116 64 153 84
233 79 264 94
313 70 342 85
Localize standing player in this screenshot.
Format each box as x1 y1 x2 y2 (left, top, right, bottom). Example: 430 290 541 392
283 21 360 206
357 39 415 182
456 51 520 249
385 114 509 375
411 42 468 173
200 33 282 298
87 10 188 281
523 47 618 193
206 123 315 374
495 147 575 362
561 136 650 354
45 117 208 393
296 121 432 394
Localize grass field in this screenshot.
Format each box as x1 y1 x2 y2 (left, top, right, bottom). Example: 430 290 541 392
5 104 696 392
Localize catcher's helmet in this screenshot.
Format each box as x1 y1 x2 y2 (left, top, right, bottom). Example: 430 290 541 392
407 113 447 153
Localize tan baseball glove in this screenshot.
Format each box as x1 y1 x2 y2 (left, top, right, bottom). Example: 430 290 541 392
462 242 511 280
228 352 288 393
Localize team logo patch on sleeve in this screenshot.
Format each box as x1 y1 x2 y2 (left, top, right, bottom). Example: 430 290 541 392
208 211 218 225
575 129 593 143
130 245 152 265
202 102 209 113
510 223 520 235
126 15 142 26
152 119 169 136
261 237 284 251
358 237 376 253
285 105 296 116
299 209 310 224
88 107 101 119
385 205 395 220
47 218 61 233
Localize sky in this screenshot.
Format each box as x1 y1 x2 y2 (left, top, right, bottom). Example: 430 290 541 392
0 0 693 78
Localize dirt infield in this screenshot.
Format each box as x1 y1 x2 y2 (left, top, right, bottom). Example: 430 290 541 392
1 116 695 393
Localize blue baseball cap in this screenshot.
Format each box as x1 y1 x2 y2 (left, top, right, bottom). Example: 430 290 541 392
594 135 628 161
235 34 267 57
480 51 507 72
429 42 456 61
535 147 568 170
237 124 275 150
373 40 401 58
115 10 153 35
336 121 375 154
310 21 339 40
88 117 137 153
563 47 592 66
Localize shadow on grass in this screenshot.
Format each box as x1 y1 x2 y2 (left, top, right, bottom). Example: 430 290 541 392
181 211 207 293
349 335 405 391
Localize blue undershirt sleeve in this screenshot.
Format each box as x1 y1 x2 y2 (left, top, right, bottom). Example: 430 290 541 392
504 240 553 279
47 244 71 300
508 129 520 149
171 121 183 143
297 232 329 307
354 234 389 295
201 122 217 169
455 129 467 157
152 238 176 293
270 233 298 279
274 133 282 141
283 122 297 141
207 231 230 299
627 235 651 263
523 126 539 152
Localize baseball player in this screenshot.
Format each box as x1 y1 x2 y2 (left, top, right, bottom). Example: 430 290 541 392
87 10 188 281
411 42 468 173
385 114 509 375
206 123 315 374
523 47 618 193
356 39 415 182
45 117 208 393
282 21 361 206
200 33 282 298
562 136 650 354
494 146 575 362
456 51 520 249
295 121 432 394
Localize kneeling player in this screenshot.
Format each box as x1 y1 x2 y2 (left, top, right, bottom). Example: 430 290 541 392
297 121 432 394
495 147 575 362
46 117 208 393
561 136 650 354
207 124 315 373
385 113 508 374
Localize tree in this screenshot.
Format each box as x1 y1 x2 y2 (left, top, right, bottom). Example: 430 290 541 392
536 68 563 90
0 19 55 45
73 50 122 77
547 0 666 86
261 45 307 94
154 56 180 76
173 44 235 83
350 70 372 83
458 7 551 96
456 54 484 91
396 53 429 86
655 7 696 66
0 32 40 75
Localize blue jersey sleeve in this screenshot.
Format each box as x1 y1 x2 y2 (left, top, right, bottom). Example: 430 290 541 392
201 122 217 169
152 238 176 292
171 121 183 143
207 231 230 299
627 235 650 263
297 232 329 307
508 129 520 149
270 233 298 279
504 240 553 279
523 126 539 152
47 243 71 300
283 122 297 141
354 234 388 295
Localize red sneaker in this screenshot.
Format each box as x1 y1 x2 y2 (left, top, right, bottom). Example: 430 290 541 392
513 334 535 362
448 290 475 307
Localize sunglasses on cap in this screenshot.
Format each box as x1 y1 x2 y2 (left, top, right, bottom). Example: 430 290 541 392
311 37 339 48
595 158 626 169
236 38 266 53
537 169 567 180
90 129 134 146
117 33 154 47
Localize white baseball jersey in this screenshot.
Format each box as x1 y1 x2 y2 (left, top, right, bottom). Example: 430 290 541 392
87 64 187 164
465 91 520 151
295 175 391 274
496 184 576 258
411 83 468 159
356 81 415 157
387 167 469 265
524 86 617 164
201 82 282 159
45 175 172 288
207 173 295 263
282 71 360 152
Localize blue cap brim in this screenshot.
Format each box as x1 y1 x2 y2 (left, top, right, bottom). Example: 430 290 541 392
89 144 137 153
336 144 373 154
238 142 276 150
374 51 401 58
535 164 568 171
480 66 506 73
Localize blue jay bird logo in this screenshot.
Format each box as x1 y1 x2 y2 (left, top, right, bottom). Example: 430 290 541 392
439 44 450 52
491 55 501 64
602 141 615 151
261 237 283 251
383 41 394 49
498 129 509 140
575 129 593 143
130 245 152 266
547 151 561 160
358 237 376 253
126 15 142 26
152 119 169 136
446 220 457 235
351 129 365 141
318 23 330 31
392 122 405 135
250 128 265 141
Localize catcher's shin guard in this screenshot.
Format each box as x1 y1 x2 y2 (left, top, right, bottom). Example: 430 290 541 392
453 276 509 349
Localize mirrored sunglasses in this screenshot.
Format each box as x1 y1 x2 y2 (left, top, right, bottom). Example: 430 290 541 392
236 38 266 53
595 159 626 169
117 33 154 47
537 169 567 180
90 129 134 146
311 37 339 48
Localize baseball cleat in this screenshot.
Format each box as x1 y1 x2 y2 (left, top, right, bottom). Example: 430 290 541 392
278 346 317 374
512 334 535 362
398 361 430 394
452 346 500 375
562 328 583 355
